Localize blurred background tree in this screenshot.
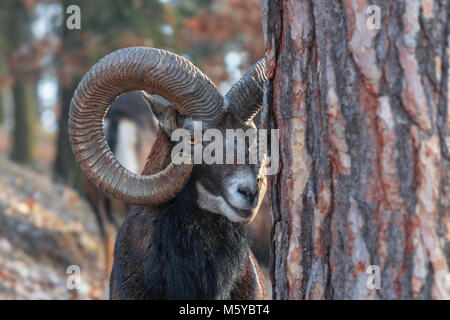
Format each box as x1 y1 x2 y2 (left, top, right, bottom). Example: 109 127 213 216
0 1 39 165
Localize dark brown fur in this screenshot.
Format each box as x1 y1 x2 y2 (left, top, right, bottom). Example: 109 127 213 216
109 128 266 299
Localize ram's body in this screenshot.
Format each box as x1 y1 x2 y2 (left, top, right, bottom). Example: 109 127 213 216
108 129 266 299
69 47 268 300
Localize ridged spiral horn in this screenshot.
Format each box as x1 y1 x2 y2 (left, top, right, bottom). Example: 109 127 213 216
69 47 224 206
226 58 267 123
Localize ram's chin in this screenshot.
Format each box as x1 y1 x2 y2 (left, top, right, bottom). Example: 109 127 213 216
195 182 255 224
217 202 253 224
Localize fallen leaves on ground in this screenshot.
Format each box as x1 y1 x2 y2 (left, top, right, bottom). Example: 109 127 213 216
0 157 108 299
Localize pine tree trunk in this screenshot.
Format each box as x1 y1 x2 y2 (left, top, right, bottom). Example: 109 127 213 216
263 0 449 299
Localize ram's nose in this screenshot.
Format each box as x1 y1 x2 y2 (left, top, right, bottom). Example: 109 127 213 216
237 181 259 208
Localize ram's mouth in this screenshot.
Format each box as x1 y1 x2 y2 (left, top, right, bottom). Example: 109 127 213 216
225 199 253 219
233 207 252 218
221 191 257 221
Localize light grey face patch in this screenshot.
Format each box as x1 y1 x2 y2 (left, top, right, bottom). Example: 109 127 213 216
195 166 260 224
222 169 259 211
196 181 249 223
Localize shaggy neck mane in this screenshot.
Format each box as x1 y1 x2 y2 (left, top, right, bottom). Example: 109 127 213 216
139 128 248 299
143 181 248 299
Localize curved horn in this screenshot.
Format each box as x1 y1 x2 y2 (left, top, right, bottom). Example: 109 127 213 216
69 47 223 206
226 58 267 123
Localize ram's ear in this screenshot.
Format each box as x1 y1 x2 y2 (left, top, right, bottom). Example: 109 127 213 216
141 91 179 136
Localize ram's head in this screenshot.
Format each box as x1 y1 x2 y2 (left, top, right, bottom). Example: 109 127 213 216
69 47 267 224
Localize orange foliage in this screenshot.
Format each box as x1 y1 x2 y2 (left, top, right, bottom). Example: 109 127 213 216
184 0 264 62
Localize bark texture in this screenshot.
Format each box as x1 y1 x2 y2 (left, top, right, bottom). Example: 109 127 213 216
263 0 449 299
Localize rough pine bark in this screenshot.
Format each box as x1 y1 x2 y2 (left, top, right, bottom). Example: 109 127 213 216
263 0 449 299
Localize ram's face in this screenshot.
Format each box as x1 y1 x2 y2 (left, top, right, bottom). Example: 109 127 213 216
187 113 266 224
141 96 268 224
